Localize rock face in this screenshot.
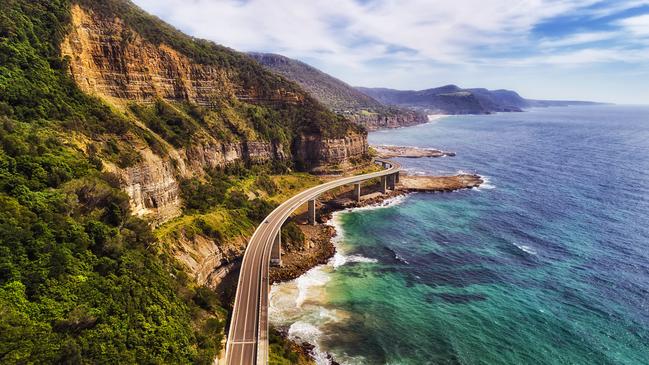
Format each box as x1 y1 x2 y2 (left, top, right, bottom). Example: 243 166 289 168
118 148 182 224
60 3 367 224
61 6 303 106
172 233 248 288
106 140 286 225
347 109 427 130
293 132 368 171
183 141 286 172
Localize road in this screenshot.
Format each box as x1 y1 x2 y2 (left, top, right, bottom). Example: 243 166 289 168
224 159 400 365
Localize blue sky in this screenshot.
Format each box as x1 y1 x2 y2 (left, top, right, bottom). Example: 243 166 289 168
133 0 649 103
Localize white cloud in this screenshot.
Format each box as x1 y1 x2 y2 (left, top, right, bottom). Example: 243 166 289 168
585 0 649 18
619 13 649 36
538 31 620 48
132 0 604 65
502 47 647 66
130 0 649 103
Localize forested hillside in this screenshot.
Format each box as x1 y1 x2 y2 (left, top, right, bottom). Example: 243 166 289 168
0 0 359 363
250 52 428 130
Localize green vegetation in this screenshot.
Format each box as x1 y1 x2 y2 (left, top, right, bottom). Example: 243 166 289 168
130 100 200 149
281 221 306 251
0 0 362 363
157 167 320 272
0 0 147 167
0 118 225 363
0 1 224 363
269 327 315 365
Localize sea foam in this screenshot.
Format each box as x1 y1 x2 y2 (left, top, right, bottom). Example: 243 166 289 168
475 174 496 190
269 194 408 364
513 242 538 256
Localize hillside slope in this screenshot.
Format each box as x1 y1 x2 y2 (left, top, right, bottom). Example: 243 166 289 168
250 52 427 130
0 0 363 363
59 0 370 223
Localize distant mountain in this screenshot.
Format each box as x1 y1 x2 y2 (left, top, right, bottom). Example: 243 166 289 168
356 85 602 115
249 53 427 130
249 52 601 121
526 99 603 107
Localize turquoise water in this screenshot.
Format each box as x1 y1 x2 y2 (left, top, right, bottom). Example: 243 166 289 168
270 105 649 364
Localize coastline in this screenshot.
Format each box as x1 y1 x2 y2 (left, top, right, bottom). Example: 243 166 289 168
268 174 483 363
265 106 649 365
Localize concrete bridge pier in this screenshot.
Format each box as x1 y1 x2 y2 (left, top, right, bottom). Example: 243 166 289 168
308 199 316 225
380 176 387 193
395 171 400 183
270 230 282 267
388 174 396 190
353 183 362 202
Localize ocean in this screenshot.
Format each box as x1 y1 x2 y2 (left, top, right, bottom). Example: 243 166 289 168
269 105 649 365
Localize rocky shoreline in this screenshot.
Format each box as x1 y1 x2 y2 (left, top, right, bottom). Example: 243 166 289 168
268 172 483 363
268 172 482 284
374 145 456 158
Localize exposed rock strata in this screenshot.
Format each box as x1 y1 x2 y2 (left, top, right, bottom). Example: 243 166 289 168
172 233 248 288
61 5 303 106
373 145 455 158
119 148 182 224
293 132 368 171
61 4 366 225
347 110 428 130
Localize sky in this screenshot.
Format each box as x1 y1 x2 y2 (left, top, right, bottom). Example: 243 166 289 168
132 0 649 104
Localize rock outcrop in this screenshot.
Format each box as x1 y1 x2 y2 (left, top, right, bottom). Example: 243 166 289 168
105 140 286 225
347 109 428 130
373 145 455 158
119 148 182 224
172 233 248 288
61 3 367 224
293 132 368 171
61 5 304 106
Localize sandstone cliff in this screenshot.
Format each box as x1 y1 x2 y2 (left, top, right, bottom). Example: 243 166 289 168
61 7 303 107
293 132 368 172
347 109 428 131
61 2 368 225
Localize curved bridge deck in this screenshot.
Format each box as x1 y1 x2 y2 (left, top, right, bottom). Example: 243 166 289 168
225 159 400 365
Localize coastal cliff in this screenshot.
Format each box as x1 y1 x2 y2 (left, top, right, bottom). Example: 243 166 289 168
60 2 368 224
0 1 372 363
249 52 428 130
61 6 302 106
293 132 368 171
347 109 428 130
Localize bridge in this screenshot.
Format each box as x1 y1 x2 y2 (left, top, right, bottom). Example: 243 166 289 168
224 159 401 365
